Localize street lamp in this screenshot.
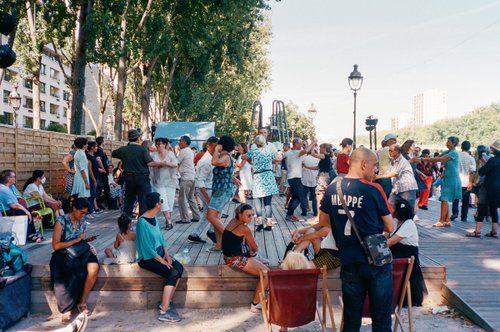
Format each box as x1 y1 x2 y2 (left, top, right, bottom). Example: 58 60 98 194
290 120 297 141
307 103 317 122
8 84 21 127
348 64 363 148
106 114 113 141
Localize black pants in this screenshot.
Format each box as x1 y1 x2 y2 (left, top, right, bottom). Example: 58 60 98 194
452 187 471 220
123 174 152 217
475 190 499 223
287 178 307 216
138 258 184 286
98 173 112 208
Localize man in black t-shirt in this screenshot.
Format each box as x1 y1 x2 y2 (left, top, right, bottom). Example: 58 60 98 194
318 147 394 331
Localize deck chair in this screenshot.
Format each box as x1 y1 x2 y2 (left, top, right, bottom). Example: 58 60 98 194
18 196 51 237
259 267 336 332
339 257 415 332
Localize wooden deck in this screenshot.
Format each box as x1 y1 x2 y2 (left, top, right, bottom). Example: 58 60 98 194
414 199 500 332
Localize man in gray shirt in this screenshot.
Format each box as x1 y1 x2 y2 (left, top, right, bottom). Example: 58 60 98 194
176 135 201 223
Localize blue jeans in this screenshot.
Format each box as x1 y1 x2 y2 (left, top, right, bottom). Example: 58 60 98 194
287 178 307 216
254 195 273 218
304 185 317 216
341 262 393 332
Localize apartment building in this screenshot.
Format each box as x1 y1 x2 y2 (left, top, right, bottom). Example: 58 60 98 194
413 89 447 127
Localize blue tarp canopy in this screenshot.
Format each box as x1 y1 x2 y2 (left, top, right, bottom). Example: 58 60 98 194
154 121 215 150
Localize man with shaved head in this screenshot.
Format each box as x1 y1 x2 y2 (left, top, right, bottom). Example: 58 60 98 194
318 147 394 331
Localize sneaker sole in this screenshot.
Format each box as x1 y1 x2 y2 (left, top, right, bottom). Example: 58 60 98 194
158 317 181 322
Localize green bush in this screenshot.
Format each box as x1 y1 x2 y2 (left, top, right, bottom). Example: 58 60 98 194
87 129 96 136
46 123 67 133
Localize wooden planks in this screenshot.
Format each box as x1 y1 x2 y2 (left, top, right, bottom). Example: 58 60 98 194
0 124 125 195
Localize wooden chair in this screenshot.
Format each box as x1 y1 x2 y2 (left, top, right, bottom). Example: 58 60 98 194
259 267 336 332
339 257 415 332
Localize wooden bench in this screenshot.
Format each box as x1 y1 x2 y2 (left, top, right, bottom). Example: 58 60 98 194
30 263 446 314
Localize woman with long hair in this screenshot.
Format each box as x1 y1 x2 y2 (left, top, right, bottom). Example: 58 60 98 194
222 204 269 312
336 138 353 177
235 142 252 204
50 198 99 322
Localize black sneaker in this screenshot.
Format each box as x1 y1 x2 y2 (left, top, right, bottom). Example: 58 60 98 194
450 215 458 221
191 219 200 222
232 198 240 204
264 226 272 231
175 220 190 224
221 213 229 218
256 225 264 232
188 235 206 244
206 231 216 243
419 206 428 210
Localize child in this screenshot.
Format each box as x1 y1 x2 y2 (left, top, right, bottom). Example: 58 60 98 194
104 215 136 265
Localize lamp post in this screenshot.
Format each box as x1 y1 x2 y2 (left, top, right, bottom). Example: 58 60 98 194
106 114 113 141
290 120 297 141
348 64 363 148
307 103 317 122
8 84 21 127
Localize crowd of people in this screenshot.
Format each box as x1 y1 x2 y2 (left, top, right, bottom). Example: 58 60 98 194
1 126 498 330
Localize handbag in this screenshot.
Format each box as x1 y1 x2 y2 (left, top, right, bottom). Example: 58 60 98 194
61 218 90 259
336 180 392 267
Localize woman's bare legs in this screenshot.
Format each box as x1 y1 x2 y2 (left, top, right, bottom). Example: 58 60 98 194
78 262 99 313
207 208 225 248
242 258 269 304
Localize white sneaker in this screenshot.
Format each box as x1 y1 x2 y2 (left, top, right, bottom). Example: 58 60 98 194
250 302 262 313
414 214 420 221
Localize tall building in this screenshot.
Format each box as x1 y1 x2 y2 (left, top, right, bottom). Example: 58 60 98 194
391 112 413 131
413 90 447 127
0 45 71 130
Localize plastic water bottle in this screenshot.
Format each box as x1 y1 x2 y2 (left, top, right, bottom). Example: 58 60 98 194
181 245 191 265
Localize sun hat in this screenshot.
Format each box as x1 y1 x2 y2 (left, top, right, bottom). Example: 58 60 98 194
491 139 500 152
127 129 140 141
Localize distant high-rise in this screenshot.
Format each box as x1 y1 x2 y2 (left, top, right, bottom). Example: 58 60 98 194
413 90 447 127
391 113 413 131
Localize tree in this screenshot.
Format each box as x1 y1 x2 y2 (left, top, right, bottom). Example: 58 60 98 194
285 101 316 141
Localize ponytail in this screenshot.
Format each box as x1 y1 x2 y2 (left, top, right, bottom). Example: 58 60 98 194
23 170 44 191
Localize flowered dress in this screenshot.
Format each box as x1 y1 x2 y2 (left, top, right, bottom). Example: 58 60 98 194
246 148 279 198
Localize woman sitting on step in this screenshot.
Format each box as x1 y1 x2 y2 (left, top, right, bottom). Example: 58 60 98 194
221 203 269 313
50 197 99 322
136 192 184 323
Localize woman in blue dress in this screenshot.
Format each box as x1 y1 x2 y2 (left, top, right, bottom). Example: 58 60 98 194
421 136 461 227
71 137 91 200
243 135 279 231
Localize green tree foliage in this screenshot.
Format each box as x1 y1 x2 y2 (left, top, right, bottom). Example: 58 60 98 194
358 103 500 148
285 101 316 141
46 123 66 133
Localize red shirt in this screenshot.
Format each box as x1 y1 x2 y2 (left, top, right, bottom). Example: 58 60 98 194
336 153 350 174
194 151 205 166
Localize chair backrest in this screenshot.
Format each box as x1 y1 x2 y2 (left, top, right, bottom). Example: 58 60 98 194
362 258 411 317
266 268 320 328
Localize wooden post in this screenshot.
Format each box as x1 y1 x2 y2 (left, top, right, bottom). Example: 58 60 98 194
14 126 18 176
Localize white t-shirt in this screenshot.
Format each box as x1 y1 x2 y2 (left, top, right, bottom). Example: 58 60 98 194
390 219 419 247
302 154 319 187
23 183 45 208
458 151 476 187
285 150 305 179
321 231 338 250
177 147 196 181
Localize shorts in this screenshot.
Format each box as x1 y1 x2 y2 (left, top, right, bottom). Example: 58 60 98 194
208 189 233 213
312 249 340 271
224 255 249 270
316 172 331 194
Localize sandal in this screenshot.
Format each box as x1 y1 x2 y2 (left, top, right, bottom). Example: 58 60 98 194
484 232 498 238
165 223 173 231
28 234 42 243
70 312 88 332
432 222 451 228
61 311 72 322
465 231 482 238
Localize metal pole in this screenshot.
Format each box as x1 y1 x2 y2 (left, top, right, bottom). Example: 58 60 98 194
353 91 357 149
248 101 262 146
369 129 372 150
280 101 290 142
374 125 377 150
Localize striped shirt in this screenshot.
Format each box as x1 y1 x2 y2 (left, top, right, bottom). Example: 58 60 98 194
389 155 418 194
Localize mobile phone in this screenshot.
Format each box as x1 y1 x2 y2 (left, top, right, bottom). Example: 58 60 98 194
85 234 98 242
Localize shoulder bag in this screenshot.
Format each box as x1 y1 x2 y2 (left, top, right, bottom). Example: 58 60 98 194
336 180 392 267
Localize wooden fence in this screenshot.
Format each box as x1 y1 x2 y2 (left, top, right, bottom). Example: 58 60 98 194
0 124 126 196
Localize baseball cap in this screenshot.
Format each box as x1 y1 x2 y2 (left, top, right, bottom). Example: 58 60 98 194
383 133 397 142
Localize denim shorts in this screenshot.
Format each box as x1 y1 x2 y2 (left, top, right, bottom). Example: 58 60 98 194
208 189 233 212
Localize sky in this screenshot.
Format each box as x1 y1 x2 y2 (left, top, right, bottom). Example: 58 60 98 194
260 0 500 142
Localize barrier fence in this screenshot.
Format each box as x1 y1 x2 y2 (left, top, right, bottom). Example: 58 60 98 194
0 124 125 196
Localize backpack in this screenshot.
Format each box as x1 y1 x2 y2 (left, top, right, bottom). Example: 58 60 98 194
1 242 27 275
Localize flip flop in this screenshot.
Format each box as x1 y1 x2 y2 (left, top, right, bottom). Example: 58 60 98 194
71 312 88 332
165 223 173 231
465 231 482 238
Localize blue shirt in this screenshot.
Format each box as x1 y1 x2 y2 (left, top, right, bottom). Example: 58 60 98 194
0 184 18 211
320 178 392 266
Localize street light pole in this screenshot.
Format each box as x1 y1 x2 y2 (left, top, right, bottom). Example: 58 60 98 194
348 64 363 149
307 103 317 123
